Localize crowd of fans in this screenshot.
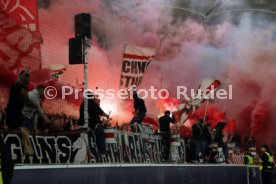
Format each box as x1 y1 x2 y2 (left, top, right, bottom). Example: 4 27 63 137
0 70 267 154
0 70 274 184
0 70 79 134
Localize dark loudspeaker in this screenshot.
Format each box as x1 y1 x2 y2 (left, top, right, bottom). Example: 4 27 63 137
75 13 91 38
69 37 83 64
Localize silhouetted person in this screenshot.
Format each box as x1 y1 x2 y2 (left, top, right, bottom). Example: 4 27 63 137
213 121 228 159
6 70 30 129
130 91 147 131
192 119 211 162
159 110 175 161
259 145 274 184
79 93 109 154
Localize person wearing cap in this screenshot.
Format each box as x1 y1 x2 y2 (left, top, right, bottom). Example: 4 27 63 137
158 110 176 161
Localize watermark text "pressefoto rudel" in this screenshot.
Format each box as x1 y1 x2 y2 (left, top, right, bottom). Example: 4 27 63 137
44 85 233 100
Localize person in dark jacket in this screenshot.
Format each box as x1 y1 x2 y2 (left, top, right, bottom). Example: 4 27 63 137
259 145 274 184
5 70 30 129
159 111 176 161
192 119 211 162
129 91 147 131
213 121 228 159
79 94 109 154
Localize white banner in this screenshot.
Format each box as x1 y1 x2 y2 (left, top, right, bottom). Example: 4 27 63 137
120 44 156 89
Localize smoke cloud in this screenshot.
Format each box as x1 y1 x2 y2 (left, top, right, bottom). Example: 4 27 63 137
1 0 276 149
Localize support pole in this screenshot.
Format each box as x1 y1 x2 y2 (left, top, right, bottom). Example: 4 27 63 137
83 37 91 128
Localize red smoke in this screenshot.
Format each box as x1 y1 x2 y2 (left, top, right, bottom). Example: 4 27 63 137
157 98 236 137
0 65 17 87
143 117 159 131
238 100 271 144
250 101 270 137
237 101 256 137
44 78 83 107
156 96 178 113
178 125 192 138
1 0 276 150
29 68 52 84
189 103 227 128
225 118 236 135
188 103 236 136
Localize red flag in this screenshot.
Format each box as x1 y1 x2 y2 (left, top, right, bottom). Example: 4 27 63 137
0 0 40 31
0 0 42 74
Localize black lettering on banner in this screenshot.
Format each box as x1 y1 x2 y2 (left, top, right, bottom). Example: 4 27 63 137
179 140 186 163
152 139 158 163
105 144 112 163
117 132 123 163
37 136 57 163
4 134 23 164
120 74 143 92
120 60 151 88
157 138 163 163
105 144 117 163
156 138 163 163
146 61 151 68
134 134 143 162
119 133 126 162
3 130 185 164
130 76 137 86
23 137 42 164
119 133 131 163
137 76 143 86
128 134 138 163
124 76 132 87
113 144 121 163
56 136 71 163
31 137 44 163
151 142 157 163
131 61 138 74
137 61 147 73
106 144 120 163
152 138 158 163
122 60 131 73
87 132 99 163
125 133 132 163
144 142 152 163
